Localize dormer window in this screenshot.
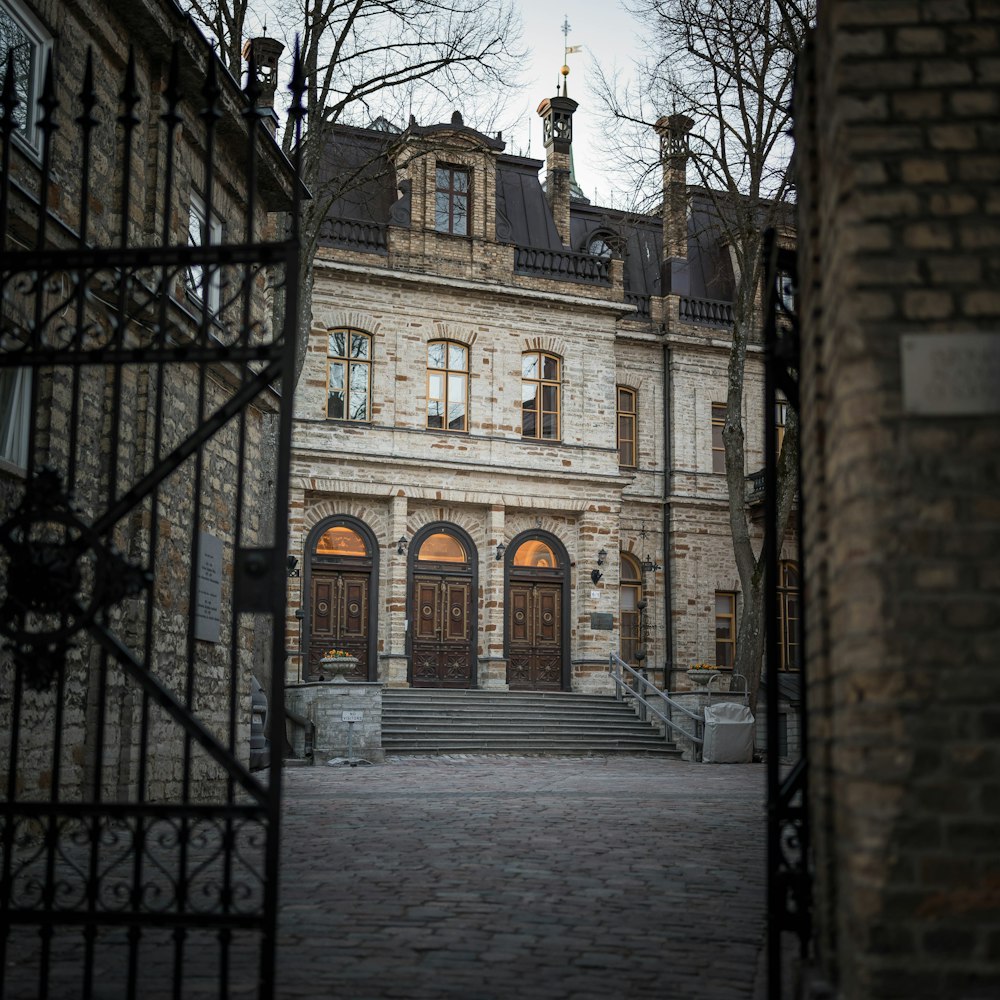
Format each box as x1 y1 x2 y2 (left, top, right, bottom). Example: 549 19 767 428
435 165 469 235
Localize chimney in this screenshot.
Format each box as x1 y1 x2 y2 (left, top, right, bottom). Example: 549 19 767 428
537 86 578 248
242 37 284 137
654 113 694 295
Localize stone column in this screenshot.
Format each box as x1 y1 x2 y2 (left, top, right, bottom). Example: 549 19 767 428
478 504 508 689
380 492 410 687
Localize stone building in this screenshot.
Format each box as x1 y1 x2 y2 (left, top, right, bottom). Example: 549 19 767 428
0 0 297 801
285 84 801 698
796 0 1000 996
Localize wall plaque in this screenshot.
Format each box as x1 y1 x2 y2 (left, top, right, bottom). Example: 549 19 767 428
194 532 223 643
590 612 614 631
901 332 1000 416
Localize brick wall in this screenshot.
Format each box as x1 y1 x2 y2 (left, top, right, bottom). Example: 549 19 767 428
798 2 1000 995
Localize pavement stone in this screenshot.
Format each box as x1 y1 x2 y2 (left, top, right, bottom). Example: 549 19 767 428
276 754 768 999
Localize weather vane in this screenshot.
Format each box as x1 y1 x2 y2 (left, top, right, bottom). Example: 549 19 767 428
560 14 582 96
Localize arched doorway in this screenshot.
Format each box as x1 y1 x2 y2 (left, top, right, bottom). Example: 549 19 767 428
304 517 378 681
505 532 570 691
408 524 477 688
619 553 643 667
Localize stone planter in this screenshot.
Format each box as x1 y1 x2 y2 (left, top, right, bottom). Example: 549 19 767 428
314 656 359 682
686 669 719 689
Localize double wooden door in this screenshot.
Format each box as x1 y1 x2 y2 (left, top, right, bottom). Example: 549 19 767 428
507 580 564 690
411 575 473 687
309 570 369 679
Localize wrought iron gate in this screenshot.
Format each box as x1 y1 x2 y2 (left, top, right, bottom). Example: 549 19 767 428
763 227 812 997
0 37 302 999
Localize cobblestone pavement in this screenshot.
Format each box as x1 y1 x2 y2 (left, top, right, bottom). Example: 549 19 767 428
277 754 768 999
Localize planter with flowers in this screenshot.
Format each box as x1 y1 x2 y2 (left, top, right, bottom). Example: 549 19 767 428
686 663 720 688
314 649 360 683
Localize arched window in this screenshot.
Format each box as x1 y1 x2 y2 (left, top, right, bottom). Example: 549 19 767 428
327 329 371 421
620 553 642 665
617 387 637 468
588 236 613 258
512 538 559 569
427 341 468 431
417 531 468 563
521 351 561 440
314 524 368 558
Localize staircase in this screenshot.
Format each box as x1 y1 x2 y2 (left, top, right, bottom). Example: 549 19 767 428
382 689 683 757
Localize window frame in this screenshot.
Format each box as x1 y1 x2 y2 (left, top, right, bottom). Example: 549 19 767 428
185 190 223 314
617 386 637 468
521 350 561 441
619 552 643 666
1 0 51 159
426 340 469 432
776 398 788 456
434 164 470 236
326 328 372 423
777 560 801 671
711 402 726 474
0 366 31 471
715 590 737 668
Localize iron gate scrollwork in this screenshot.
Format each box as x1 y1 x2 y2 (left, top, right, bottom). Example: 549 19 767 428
0 35 303 999
763 227 812 997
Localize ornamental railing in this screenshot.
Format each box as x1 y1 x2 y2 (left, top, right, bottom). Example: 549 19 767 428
679 295 735 327
319 217 388 254
515 246 611 285
625 292 651 318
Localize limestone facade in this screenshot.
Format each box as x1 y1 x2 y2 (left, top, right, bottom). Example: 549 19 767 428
287 99 797 698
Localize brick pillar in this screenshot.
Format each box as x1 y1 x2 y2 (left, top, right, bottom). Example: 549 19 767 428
654 113 694 296
537 93 578 247
478 505 509 689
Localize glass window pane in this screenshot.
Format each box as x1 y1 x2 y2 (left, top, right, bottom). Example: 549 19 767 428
351 334 369 359
327 391 345 420
428 342 445 368
349 389 367 421
448 402 465 431
316 525 367 556
436 167 449 189
618 388 634 412
715 593 732 614
454 170 469 193
712 425 724 449
522 383 537 407
449 344 467 370
435 192 450 230
428 373 443 399
542 355 559 380
349 361 368 394
522 410 536 437
522 353 538 379
542 413 557 438
716 619 732 639
427 402 443 428
448 373 466 403
328 361 344 391
328 330 345 357
620 555 640 581
542 385 559 411
453 200 467 236
513 539 558 568
418 532 467 563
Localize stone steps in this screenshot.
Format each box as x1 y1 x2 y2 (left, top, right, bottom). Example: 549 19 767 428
382 689 682 757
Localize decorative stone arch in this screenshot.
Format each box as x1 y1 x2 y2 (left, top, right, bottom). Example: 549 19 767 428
522 335 567 359
302 514 380 681
302 500 389 549
312 310 384 339
431 321 477 347
503 529 572 691
407 521 480 688
405 506 485 552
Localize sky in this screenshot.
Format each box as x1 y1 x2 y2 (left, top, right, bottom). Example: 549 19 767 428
505 1 646 208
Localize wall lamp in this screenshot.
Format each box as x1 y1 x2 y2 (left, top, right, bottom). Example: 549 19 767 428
396 536 408 554
642 554 660 574
286 555 300 578
590 547 608 585
495 542 506 561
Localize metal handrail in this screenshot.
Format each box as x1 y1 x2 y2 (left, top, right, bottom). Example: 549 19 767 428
609 652 704 746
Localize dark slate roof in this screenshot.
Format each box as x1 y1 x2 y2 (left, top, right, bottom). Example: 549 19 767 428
321 124 397 223
496 155 563 249
569 203 663 299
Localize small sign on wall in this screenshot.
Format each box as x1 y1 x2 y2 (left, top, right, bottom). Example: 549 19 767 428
590 612 614 631
342 711 363 723
901 332 1000 416
195 532 223 643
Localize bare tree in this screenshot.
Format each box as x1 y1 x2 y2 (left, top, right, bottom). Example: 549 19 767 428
598 0 812 710
184 0 522 380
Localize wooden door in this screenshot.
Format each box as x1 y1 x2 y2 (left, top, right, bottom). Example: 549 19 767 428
308 570 369 678
507 581 563 690
411 575 473 687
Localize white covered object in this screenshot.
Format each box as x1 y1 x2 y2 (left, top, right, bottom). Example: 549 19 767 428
702 701 755 763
